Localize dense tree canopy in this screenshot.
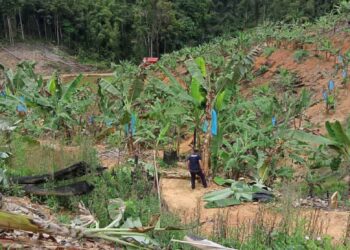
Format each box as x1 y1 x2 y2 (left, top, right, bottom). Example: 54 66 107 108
0 0 339 62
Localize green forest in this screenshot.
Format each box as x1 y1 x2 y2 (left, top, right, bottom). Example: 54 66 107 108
0 0 339 61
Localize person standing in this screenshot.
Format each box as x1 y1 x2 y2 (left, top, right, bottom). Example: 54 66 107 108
187 149 208 190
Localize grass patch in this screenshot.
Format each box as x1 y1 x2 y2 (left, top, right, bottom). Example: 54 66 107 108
294 50 309 63
6 134 96 176
263 47 276 58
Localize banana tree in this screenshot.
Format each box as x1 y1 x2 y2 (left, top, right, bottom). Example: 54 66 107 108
291 121 350 189
98 63 145 154
191 50 260 175
159 48 259 175
0 62 42 114
1 61 41 95
291 120 350 239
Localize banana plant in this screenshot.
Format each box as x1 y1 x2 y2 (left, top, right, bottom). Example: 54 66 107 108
98 62 145 154
291 121 350 194
159 48 259 175
28 73 84 132
0 62 42 114
0 63 90 135
292 121 350 241
1 61 41 95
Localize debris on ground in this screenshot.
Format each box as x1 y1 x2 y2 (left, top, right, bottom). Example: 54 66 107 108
293 197 329 209
0 195 114 249
172 235 237 250
203 177 274 208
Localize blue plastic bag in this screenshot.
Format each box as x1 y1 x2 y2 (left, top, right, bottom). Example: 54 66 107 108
272 116 277 127
88 115 94 125
328 80 335 91
105 119 113 127
322 90 328 102
211 110 218 136
338 55 343 64
202 120 208 133
342 70 347 79
131 113 137 136
16 96 27 113
125 113 137 135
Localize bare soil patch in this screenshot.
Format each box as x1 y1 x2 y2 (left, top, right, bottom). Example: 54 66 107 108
161 177 348 242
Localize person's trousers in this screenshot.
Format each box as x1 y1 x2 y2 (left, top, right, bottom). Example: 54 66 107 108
190 171 208 189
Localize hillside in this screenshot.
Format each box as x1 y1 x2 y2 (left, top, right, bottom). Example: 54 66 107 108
158 20 350 244
0 43 94 75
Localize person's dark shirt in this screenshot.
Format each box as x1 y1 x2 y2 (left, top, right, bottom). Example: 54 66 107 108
188 153 201 172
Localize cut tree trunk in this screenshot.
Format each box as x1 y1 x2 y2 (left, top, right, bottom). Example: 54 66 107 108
7 16 14 45
2 15 7 39
44 19 47 40
55 14 59 45
23 181 94 196
34 16 41 39
18 9 24 40
202 90 214 176
13 161 104 184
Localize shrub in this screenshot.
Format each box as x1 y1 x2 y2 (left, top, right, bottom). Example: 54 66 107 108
275 68 301 89
294 50 309 63
263 47 276 58
255 65 269 76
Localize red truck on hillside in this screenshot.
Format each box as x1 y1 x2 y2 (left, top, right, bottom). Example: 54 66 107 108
140 57 159 68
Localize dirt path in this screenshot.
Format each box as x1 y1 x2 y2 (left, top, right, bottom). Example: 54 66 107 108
161 177 349 242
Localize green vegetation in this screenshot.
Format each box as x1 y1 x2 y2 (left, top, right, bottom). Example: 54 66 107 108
0 0 340 62
294 50 310 63
263 47 277 58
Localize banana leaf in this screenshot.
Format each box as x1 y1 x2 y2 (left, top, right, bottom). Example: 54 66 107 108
205 198 240 208
186 59 207 90
62 74 83 102
215 90 226 111
158 64 182 87
47 75 57 96
99 78 119 96
288 130 336 146
190 78 205 105
326 121 350 146
195 57 207 78
203 188 233 202
213 176 235 186
128 77 144 102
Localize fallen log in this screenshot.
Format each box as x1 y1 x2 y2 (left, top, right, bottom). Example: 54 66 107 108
0 211 44 233
0 210 80 237
159 170 190 179
13 161 105 184
23 181 94 196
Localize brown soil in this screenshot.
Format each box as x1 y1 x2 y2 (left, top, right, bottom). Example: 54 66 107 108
161 177 349 243
179 136 194 154
243 33 350 134
0 43 92 75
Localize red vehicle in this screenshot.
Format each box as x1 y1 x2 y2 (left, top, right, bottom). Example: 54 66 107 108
140 57 159 68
